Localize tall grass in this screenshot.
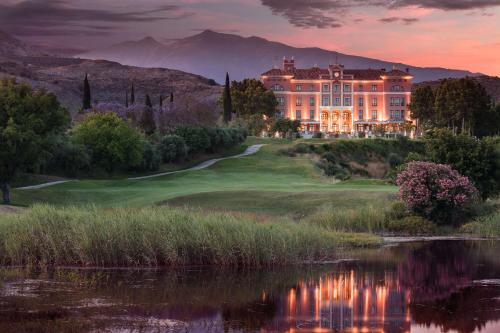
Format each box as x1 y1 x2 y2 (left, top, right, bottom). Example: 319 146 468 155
0 205 379 267
461 212 500 237
306 205 388 233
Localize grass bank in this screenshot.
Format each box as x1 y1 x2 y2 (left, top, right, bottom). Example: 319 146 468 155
0 205 380 267
461 212 500 237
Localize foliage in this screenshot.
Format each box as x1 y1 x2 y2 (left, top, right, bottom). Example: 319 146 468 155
138 140 161 172
139 95 156 136
412 78 497 136
386 216 437 235
173 125 247 155
222 72 232 123
387 153 403 168
396 161 478 224
425 129 499 200
159 135 187 163
271 118 301 138
46 140 91 177
0 204 380 267
460 211 500 237
227 78 277 119
174 125 211 154
71 112 143 174
0 79 70 203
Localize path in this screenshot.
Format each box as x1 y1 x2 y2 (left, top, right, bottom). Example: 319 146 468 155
128 144 264 180
16 144 265 189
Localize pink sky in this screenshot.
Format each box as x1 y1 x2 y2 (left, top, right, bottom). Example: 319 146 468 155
2 0 499 75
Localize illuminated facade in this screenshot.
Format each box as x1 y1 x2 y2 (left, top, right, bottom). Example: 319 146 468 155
261 57 414 134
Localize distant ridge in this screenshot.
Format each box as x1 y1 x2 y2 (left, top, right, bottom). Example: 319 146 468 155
82 29 481 83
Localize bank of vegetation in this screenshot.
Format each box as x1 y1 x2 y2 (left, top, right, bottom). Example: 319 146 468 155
0 205 380 267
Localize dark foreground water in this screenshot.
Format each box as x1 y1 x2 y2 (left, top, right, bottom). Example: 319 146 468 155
0 241 499 333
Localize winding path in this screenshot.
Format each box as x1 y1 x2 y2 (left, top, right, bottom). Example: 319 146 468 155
16 144 265 189
128 144 264 180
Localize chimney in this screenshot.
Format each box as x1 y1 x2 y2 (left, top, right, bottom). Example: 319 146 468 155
405 67 410 73
283 56 295 72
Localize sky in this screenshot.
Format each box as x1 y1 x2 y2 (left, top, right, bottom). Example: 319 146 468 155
1 0 500 75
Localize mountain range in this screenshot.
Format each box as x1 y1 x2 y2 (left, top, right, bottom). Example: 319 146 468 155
82 30 481 84
0 31 221 115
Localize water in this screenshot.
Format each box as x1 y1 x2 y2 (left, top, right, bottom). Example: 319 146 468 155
0 240 499 332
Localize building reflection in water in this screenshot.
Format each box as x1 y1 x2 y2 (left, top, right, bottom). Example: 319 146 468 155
263 270 412 332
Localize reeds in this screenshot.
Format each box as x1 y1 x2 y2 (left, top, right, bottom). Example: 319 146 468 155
306 205 388 233
0 204 379 267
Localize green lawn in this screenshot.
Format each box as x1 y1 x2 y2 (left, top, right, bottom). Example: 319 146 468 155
12 139 397 213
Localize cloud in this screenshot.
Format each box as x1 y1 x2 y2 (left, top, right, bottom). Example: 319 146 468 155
379 17 420 24
260 0 500 28
0 0 193 37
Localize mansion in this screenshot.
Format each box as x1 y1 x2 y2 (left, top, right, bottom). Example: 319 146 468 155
261 57 413 135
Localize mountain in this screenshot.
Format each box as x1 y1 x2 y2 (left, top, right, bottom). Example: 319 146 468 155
0 31 221 115
82 30 481 83
414 75 500 104
0 30 40 58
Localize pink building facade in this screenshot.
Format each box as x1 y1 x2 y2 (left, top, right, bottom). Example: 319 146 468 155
261 57 413 135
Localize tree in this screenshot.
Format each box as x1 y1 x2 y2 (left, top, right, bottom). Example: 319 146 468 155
271 118 301 138
425 129 499 200
0 79 70 204
228 79 278 119
222 72 232 123
159 95 163 108
71 112 143 174
410 86 434 131
396 161 477 225
140 94 156 135
130 83 135 105
125 90 129 108
83 73 91 110
170 92 174 103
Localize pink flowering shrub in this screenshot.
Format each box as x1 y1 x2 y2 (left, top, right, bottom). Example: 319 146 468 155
396 161 478 224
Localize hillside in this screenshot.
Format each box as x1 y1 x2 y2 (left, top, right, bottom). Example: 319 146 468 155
82 30 480 83
414 75 500 104
0 32 221 115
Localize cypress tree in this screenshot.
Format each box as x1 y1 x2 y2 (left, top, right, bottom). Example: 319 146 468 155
130 83 135 105
223 72 232 123
159 95 163 108
140 94 156 135
125 90 129 107
83 73 91 110
170 92 174 103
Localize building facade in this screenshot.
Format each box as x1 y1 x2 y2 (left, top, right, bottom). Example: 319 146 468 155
261 57 413 135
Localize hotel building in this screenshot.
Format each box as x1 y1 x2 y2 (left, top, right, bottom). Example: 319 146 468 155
261 57 414 134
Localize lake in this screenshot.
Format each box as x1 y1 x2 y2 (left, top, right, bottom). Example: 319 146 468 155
0 240 499 332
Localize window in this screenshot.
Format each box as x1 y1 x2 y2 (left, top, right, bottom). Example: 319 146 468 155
372 110 378 120
390 97 404 107
277 96 285 105
333 84 340 93
272 84 283 91
309 97 315 106
296 84 302 91
342 112 349 120
358 110 363 120
344 84 351 92
334 97 341 106
309 85 315 92
295 110 301 120
322 84 329 92
372 97 378 107
358 97 363 107
400 109 405 119
391 85 403 92
296 97 302 106
358 84 364 92
310 110 315 120
371 84 378 92
322 97 330 106
344 97 351 106
276 110 283 118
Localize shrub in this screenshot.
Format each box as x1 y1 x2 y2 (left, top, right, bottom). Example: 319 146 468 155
396 161 478 225
159 135 187 163
174 126 211 154
460 211 500 237
47 141 91 177
71 112 144 174
387 153 403 168
387 216 437 235
313 132 324 139
138 140 161 171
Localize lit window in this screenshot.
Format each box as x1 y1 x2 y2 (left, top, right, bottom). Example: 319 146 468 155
296 97 302 106
372 110 378 120
371 84 378 92
372 97 378 107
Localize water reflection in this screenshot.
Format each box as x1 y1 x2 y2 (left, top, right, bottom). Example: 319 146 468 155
0 241 499 333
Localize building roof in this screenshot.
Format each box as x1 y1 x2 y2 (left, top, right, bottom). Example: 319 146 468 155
261 67 412 80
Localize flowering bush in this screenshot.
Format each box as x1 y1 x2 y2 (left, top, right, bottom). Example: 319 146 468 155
396 161 478 224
